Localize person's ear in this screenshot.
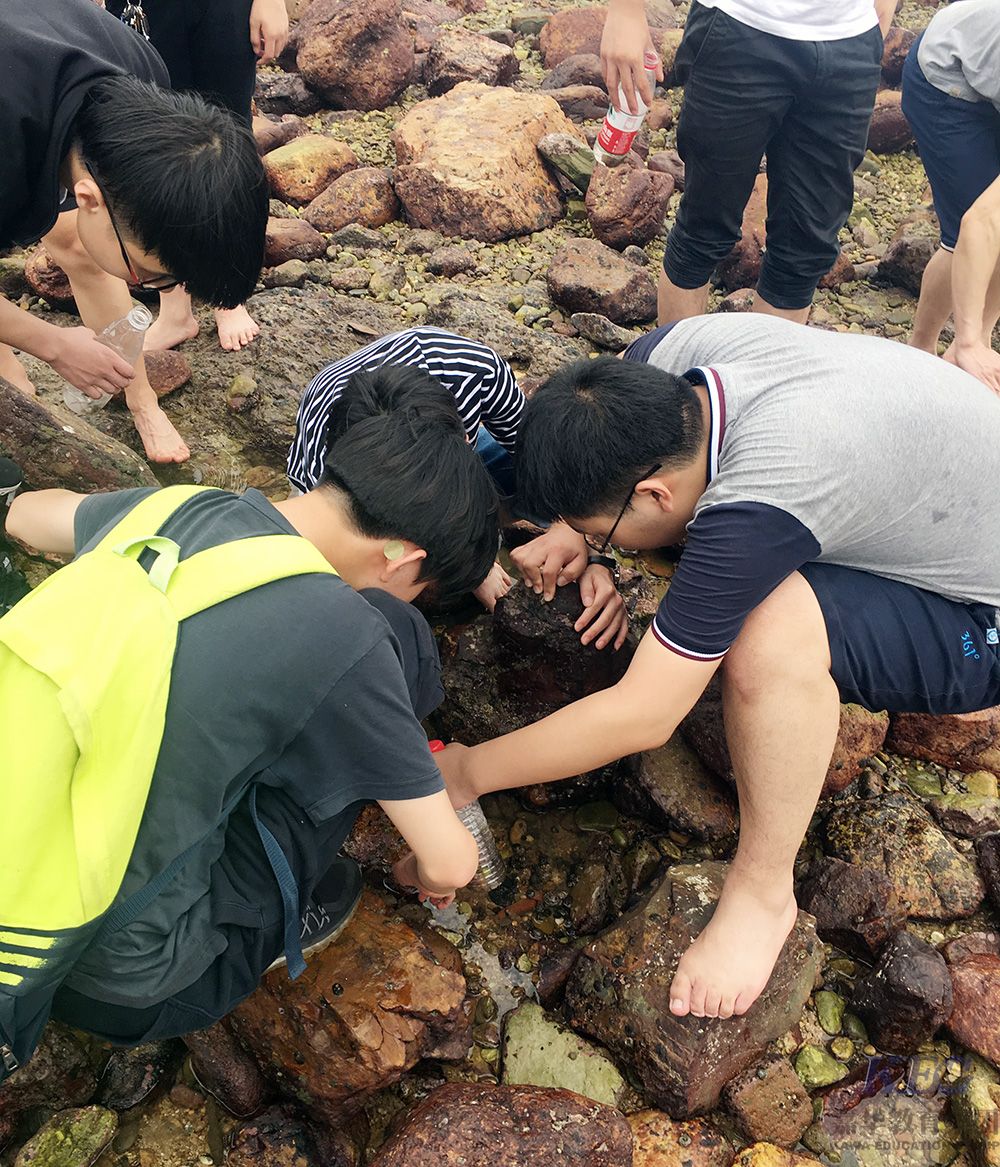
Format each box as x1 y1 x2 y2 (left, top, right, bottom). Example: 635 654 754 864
72 176 105 215
378 544 427 584
634 473 675 514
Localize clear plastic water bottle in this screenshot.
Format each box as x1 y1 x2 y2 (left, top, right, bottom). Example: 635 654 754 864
62 304 153 415
429 740 507 890
593 49 661 167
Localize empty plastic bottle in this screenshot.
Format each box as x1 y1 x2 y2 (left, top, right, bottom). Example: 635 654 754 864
593 50 661 166
429 740 507 890
63 304 153 415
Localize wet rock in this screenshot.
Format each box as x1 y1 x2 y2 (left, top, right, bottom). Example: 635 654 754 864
629 1111 734 1167
343 801 408 869
0 376 157 491
0 255 29 299
797 856 906 959
264 217 327 266
24 247 74 309
715 173 767 293
881 26 917 87
943 930 1000 964
947 952 1000 1068
369 1083 632 1166
722 1053 813 1148
542 52 605 91
876 204 939 295
230 890 471 1126
181 1022 269 1117
794 1044 847 1089
569 312 638 351
950 1054 1000 1167
426 28 519 94
930 794 1000 840
888 708 1000 776
682 680 888 799
501 1001 633 1108
394 84 578 242
585 163 673 250
565 861 824 1117
228 1106 361 1167
545 84 612 122
537 131 596 193
303 167 400 233
255 71 322 116
570 859 622 934
867 89 914 154
144 350 193 399
263 133 357 206
14 1106 117 1167
978 833 1000 914
96 1041 184 1111
548 238 657 324
849 930 952 1054
0 1025 97 1132
539 6 675 68
824 793 985 920
816 250 856 291
425 245 476 276
648 148 685 190
296 0 414 111
623 736 739 843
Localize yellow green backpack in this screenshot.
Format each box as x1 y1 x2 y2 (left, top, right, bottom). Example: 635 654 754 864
0 485 337 1080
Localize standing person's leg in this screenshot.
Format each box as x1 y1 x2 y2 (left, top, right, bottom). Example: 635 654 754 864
755 25 882 323
659 5 791 324
0 343 35 396
42 211 190 462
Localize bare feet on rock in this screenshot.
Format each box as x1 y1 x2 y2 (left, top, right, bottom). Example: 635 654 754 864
0 346 36 395
215 305 260 352
132 404 191 463
669 869 798 1020
144 310 199 351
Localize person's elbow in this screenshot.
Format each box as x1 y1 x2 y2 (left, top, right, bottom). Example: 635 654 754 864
423 828 481 891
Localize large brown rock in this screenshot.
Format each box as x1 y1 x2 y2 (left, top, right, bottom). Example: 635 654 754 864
255 71 322 116
881 25 917 86
539 6 675 68
144 350 192 399
628 1111 734 1167
0 1025 97 1137
797 856 906 958
585 163 673 250
824 792 985 920
369 1083 633 1166
393 83 580 242
624 736 739 842
548 237 657 324
425 27 519 95
181 1022 270 1118
888 707 1000 775
542 52 605 91
24 247 75 309
546 84 611 122
230 890 471 1126
867 89 914 154
681 679 888 799
0 376 157 492
296 0 414 111
253 114 308 156
303 167 400 233
722 1053 813 1149
264 216 327 266
947 952 1000 1069
565 862 824 1117
876 204 939 295
263 134 358 206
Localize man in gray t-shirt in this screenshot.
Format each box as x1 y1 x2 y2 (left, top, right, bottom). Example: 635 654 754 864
431 314 1000 1037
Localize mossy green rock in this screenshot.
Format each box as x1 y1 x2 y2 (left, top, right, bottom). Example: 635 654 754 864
949 1054 1000 1167
15 1107 117 1167
794 1044 848 1089
815 990 846 1036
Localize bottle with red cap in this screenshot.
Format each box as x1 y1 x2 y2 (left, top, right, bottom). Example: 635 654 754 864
593 49 661 166
429 740 506 890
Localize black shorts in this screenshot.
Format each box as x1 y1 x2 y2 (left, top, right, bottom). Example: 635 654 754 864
664 2 883 309
800 562 1000 714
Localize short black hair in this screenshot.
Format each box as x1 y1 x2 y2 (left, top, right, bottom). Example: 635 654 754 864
75 76 268 308
515 356 705 521
322 365 499 599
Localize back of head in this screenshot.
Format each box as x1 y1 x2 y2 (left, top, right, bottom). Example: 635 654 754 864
516 356 704 522
75 76 268 307
322 366 499 599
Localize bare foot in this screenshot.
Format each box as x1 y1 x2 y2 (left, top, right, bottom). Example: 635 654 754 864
131 405 191 463
144 312 199 352
215 305 260 352
669 870 798 1020
0 348 36 396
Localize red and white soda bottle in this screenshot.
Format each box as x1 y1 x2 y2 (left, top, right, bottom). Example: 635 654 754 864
593 49 661 166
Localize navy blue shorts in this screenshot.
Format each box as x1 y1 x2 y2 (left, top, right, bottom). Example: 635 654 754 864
800 562 1000 715
901 37 1000 250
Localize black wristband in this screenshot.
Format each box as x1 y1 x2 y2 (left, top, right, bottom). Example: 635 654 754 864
587 552 619 582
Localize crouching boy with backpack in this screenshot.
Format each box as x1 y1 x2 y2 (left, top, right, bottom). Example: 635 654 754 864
0 366 498 1077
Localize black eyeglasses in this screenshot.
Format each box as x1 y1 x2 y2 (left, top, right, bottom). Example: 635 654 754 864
584 463 663 555
85 165 180 292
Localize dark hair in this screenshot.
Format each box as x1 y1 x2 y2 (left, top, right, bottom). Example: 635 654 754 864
324 364 464 446
322 366 499 599
75 76 268 308
515 356 705 521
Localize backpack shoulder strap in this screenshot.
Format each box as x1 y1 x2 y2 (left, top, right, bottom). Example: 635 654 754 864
94 485 216 552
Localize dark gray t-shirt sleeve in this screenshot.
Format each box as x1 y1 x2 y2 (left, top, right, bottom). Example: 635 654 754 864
74 488 158 554
270 636 446 824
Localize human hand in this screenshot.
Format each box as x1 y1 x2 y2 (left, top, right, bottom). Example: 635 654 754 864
48 327 134 398
510 522 590 601
473 560 514 612
944 339 1000 396
250 0 289 63
576 563 628 650
391 852 457 910
600 3 662 115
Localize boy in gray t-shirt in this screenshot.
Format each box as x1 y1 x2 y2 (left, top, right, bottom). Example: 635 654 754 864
423 314 1000 1037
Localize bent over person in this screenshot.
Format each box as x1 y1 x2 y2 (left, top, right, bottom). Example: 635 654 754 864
425 314 1000 1021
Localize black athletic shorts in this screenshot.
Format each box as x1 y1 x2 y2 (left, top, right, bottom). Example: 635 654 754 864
801 562 1000 715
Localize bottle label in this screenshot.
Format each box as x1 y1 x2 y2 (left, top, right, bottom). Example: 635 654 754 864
597 121 639 156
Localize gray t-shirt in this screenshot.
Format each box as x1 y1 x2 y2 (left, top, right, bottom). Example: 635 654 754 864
64 488 443 1006
917 0 1000 110
624 314 1000 658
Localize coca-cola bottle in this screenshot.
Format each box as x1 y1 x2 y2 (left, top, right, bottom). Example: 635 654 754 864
62 304 153 415
593 49 661 166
